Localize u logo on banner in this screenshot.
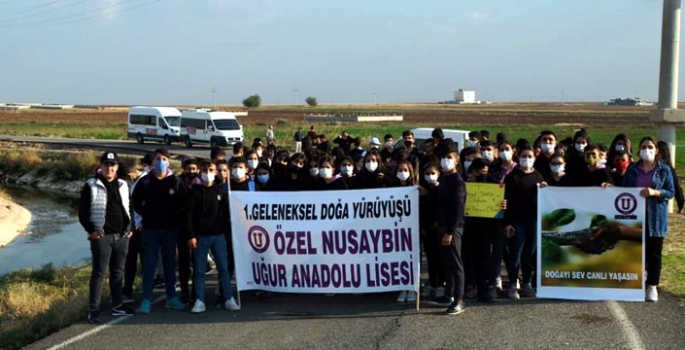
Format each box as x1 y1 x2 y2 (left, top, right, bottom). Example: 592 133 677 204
614 193 638 215
248 226 270 253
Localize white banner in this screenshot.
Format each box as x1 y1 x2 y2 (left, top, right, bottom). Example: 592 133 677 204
537 187 645 302
229 187 420 294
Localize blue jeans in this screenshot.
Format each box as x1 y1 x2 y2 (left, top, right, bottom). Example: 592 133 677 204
505 221 537 286
142 229 178 301
194 234 234 302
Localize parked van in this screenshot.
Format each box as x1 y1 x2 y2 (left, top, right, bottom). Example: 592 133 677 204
401 128 470 152
127 106 182 145
180 109 244 148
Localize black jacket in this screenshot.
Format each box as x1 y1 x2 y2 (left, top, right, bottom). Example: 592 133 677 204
185 184 228 238
503 168 544 225
435 172 466 236
131 173 187 230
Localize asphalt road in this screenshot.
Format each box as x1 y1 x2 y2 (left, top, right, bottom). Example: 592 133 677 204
0 135 218 159
6 135 685 349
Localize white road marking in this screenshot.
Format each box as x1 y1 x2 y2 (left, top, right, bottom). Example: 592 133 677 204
46 295 166 350
607 301 646 350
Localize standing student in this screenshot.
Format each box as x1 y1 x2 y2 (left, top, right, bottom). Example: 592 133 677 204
534 130 557 181
315 155 348 190
186 160 240 313
613 137 674 302
607 133 634 164
579 144 613 187
266 125 275 146
419 162 444 299
132 148 188 313
254 162 274 191
339 156 357 189
547 154 576 187
433 143 467 315
502 146 546 300
79 151 135 323
610 151 631 186
354 150 391 189
390 159 418 303
294 127 303 153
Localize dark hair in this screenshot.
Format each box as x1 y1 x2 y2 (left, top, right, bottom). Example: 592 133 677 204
395 159 417 185
479 140 493 148
574 130 590 144
597 143 608 153
256 161 273 175
210 147 225 160
216 159 229 168
540 130 556 140
496 132 508 143
182 157 199 168
422 161 440 173
497 139 513 150
432 128 444 140
439 143 459 158
468 158 488 174
402 130 414 138
231 157 247 167
200 159 216 169
154 148 171 158
656 140 672 165
232 142 244 154
479 130 490 139
468 130 481 139
318 155 335 168
384 134 394 141
584 144 600 153
515 138 530 151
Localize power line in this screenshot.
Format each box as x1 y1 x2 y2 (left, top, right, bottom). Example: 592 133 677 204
0 0 92 23
0 0 28 7
0 0 66 20
0 0 160 27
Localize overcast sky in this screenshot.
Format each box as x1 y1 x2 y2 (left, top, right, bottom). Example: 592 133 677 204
0 0 679 105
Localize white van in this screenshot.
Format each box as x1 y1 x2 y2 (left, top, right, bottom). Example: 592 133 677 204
180 109 244 148
127 107 182 145
402 128 471 152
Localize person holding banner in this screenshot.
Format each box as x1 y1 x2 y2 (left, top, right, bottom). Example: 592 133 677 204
354 150 391 189
419 162 445 299
434 143 467 315
502 145 546 300
547 155 576 187
609 136 675 302
389 159 418 303
185 160 241 313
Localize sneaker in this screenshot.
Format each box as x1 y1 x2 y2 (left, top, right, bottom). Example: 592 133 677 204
396 290 408 303
421 285 434 298
508 286 520 300
646 286 659 302
191 300 206 313
495 277 503 291
87 310 100 324
406 291 417 302
165 297 187 310
464 285 477 299
434 286 446 298
137 299 152 314
445 302 465 315
111 305 135 317
224 297 241 311
429 295 454 307
520 283 536 298
478 287 495 304
487 285 498 300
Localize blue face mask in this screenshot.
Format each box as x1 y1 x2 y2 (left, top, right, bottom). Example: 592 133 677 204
257 174 270 184
154 159 169 174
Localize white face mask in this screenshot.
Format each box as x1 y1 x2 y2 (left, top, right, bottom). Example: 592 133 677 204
385 141 394 148
640 149 656 162
365 161 378 172
441 158 456 172
201 172 215 184
519 157 534 169
482 150 493 161
424 174 438 184
575 143 586 152
396 171 410 181
463 161 472 172
247 159 259 170
231 168 246 180
499 150 513 161
319 168 333 179
257 174 269 184
309 168 319 177
550 165 565 174
256 150 263 157
616 144 625 152
341 165 354 176
599 158 607 166
468 140 477 148
541 143 555 153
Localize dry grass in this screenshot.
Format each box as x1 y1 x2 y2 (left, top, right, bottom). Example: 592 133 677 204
661 214 685 304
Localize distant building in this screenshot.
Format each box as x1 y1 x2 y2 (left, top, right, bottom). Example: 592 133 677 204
606 98 653 106
454 89 477 104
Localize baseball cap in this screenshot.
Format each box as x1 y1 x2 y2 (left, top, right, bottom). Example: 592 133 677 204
369 137 381 146
100 151 120 165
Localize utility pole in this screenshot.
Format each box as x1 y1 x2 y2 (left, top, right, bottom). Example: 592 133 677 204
211 87 217 109
293 87 300 105
649 0 685 213
372 93 378 106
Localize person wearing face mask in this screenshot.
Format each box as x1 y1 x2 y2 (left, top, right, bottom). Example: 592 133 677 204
547 155 575 187
353 150 390 189
478 140 497 166
467 131 481 149
181 158 202 188
132 148 189 314
489 140 517 184
462 158 500 303
601 137 674 302
380 134 395 165
245 150 261 177
123 152 154 301
607 133 634 166
339 156 357 189
185 160 241 313
418 163 445 300
579 144 613 187
565 130 590 178
502 146 546 300
534 131 557 181
333 130 354 155
254 162 274 191
274 153 309 191
178 157 201 302
459 147 480 181
431 143 467 315
610 151 631 186
656 141 684 213
314 156 347 190
390 159 418 303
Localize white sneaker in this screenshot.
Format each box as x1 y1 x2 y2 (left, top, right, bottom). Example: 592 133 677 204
421 285 434 298
495 277 503 291
396 290 408 303
191 300 206 313
435 287 446 298
224 297 241 311
646 286 658 302
406 291 417 302
508 286 520 300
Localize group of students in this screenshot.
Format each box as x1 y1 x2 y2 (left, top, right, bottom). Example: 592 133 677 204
79 126 679 321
